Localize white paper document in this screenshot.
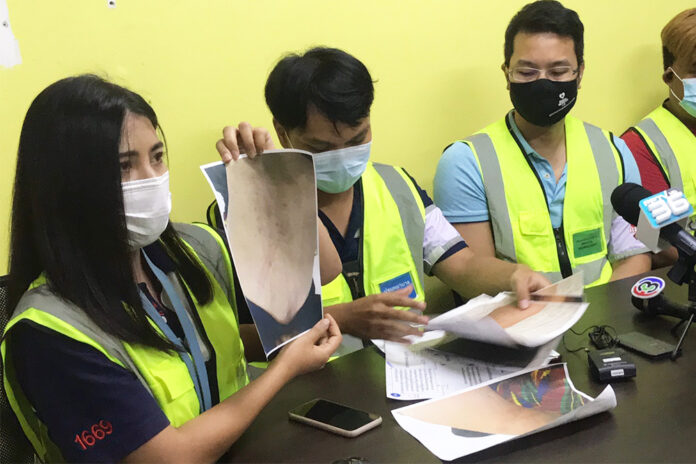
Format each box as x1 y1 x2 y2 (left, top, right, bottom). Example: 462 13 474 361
392 363 616 461
426 274 588 348
384 337 560 401
0 0 21 68
385 342 521 401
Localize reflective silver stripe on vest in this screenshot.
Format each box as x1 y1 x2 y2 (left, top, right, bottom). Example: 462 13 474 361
581 122 619 284
372 163 426 288
467 125 617 284
7 223 235 399
465 133 517 262
573 258 607 286
10 285 153 395
636 118 682 190
542 271 563 282
332 334 366 357
174 223 235 310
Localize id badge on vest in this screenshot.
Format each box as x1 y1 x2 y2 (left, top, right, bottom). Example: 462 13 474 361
378 271 417 298
572 227 603 259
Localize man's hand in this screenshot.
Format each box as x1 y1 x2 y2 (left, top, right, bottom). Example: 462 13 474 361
510 265 551 309
325 286 428 343
273 315 342 379
216 122 276 162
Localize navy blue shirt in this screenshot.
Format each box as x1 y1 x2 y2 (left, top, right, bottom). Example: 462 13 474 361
7 242 209 462
9 323 170 463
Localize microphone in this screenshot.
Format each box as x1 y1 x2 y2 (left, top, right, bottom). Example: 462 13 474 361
631 289 690 319
615 186 696 360
611 183 696 257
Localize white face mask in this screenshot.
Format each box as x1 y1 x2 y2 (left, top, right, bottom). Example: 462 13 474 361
313 141 371 193
122 171 172 249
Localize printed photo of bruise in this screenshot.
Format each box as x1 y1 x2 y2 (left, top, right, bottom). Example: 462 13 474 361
226 151 317 325
400 365 585 436
223 151 324 356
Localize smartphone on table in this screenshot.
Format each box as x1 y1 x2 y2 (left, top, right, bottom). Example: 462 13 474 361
617 331 678 358
289 398 382 438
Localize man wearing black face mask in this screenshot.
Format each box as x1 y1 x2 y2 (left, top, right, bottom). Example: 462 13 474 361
434 0 650 288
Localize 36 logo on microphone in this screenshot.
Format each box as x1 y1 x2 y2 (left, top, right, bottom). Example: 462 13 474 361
639 189 692 228
631 276 665 299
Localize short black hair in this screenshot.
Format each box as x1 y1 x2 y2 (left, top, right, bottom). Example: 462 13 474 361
265 47 374 130
504 0 584 67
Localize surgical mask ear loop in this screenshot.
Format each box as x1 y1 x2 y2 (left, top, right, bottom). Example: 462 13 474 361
667 67 696 118
283 128 295 150
669 67 685 102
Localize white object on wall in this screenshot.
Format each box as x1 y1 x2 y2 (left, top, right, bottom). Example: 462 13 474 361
0 0 21 68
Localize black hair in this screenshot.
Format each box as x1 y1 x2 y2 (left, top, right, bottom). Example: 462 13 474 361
265 47 374 130
8 74 212 350
663 47 675 70
504 0 584 67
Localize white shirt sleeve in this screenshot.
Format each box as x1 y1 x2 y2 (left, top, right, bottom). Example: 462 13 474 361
423 205 467 275
607 215 649 262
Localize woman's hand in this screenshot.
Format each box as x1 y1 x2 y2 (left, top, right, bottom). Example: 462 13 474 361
216 122 276 162
273 315 342 379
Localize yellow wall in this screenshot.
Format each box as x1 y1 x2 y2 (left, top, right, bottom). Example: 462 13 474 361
0 0 692 274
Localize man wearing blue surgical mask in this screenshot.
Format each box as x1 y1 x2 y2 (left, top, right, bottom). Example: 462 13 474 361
622 8 696 268
218 47 549 357
434 0 650 289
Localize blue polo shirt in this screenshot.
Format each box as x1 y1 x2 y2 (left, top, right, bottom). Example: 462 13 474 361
434 111 642 228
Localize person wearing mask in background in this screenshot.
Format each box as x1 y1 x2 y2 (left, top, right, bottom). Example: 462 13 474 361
2 75 341 463
434 0 650 289
217 47 550 357
622 8 696 268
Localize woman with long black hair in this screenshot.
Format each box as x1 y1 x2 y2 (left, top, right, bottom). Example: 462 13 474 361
1 74 342 463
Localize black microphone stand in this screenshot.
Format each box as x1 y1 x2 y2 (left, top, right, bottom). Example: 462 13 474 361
664 251 696 359
631 249 696 360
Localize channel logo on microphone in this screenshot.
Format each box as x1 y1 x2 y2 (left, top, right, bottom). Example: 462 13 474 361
631 276 665 299
639 189 693 229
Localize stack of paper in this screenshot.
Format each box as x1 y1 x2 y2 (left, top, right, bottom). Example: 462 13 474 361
392 364 616 460
421 273 587 348
384 338 560 401
385 274 614 459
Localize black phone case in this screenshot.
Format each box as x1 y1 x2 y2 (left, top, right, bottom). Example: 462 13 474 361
617 331 676 358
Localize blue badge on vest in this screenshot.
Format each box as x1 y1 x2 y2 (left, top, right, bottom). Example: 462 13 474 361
379 272 416 298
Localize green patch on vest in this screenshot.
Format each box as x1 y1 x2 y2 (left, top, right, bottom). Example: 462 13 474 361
572 228 602 258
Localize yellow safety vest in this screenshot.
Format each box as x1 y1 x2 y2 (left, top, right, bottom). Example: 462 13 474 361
1 223 248 462
631 105 696 229
462 114 624 287
321 162 426 355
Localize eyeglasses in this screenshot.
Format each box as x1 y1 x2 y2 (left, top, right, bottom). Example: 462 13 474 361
508 66 579 83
